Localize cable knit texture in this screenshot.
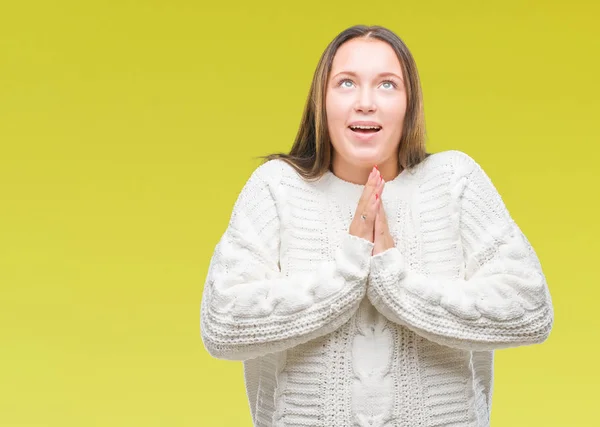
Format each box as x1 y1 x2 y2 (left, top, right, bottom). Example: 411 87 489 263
200 150 554 427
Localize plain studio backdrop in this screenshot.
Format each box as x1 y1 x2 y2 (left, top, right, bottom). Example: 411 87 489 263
1 1 598 426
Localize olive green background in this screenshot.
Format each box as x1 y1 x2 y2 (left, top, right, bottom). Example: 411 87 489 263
1 0 598 425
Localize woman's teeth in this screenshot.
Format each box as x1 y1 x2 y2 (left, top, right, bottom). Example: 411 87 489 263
350 125 381 133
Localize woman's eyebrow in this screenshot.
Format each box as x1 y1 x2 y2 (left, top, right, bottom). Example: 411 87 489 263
332 71 403 81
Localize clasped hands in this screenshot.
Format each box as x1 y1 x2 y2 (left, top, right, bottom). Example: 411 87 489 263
348 165 395 256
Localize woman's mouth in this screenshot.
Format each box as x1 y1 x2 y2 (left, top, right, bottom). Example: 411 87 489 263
348 125 382 134
347 125 382 142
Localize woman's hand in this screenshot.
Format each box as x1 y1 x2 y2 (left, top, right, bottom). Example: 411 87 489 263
349 166 384 243
373 192 395 255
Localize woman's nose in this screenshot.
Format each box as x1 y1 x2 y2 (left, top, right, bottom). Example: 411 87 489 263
354 89 377 113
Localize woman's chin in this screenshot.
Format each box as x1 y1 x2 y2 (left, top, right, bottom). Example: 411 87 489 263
348 149 382 167
332 143 387 168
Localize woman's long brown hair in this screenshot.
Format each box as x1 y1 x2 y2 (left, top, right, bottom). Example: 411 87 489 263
261 25 430 181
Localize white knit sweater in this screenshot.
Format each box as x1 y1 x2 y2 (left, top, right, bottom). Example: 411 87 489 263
200 150 554 427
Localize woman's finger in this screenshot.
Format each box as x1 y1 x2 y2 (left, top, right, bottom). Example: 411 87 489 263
367 178 384 222
375 201 386 236
349 170 383 242
373 203 383 240
356 167 379 215
359 167 378 203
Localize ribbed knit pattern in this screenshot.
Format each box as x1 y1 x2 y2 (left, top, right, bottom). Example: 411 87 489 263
200 150 554 426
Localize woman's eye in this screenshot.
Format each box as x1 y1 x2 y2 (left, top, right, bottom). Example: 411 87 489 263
338 79 396 89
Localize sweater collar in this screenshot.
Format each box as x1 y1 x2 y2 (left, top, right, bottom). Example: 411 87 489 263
318 167 409 203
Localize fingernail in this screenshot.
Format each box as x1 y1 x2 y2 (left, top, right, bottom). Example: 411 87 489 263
374 165 378 169
376 193 379 200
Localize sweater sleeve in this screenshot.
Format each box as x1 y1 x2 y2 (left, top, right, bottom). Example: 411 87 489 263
200 162 374 361
366 155 554 351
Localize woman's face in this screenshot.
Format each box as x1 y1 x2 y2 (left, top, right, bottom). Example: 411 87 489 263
325 38 407 174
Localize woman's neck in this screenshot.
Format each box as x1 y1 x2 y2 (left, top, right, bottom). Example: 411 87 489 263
331 157 400 185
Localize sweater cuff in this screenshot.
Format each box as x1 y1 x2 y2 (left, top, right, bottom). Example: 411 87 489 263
370 247 407 281
336 233 374 281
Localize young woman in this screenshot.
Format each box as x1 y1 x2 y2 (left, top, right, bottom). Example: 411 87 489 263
200 25 554 427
